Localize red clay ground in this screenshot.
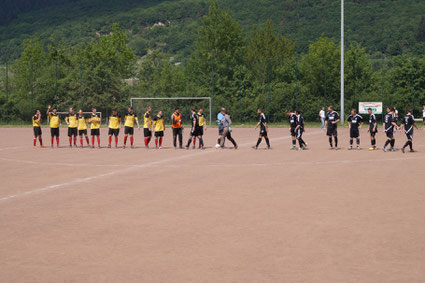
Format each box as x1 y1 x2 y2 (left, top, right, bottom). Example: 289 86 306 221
0 127 425 282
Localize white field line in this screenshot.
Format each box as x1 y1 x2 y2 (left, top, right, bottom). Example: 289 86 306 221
0 131 322 203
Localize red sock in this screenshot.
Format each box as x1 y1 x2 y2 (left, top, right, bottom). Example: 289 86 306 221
159 137 163 147
108 136 112 145
39 137 43 146
51 137 54 145
144 138 148 147
115 136 118 146
124 136 128 145
97 136 100 146
73 137 77 145
80 138 83 146
56 137 59 146
86 136 89 145
69 137 72 145
130 136 134 145
147 136 151 145
33 138 37 146
193 137 196 146
155 138 158 147
92 136 95 146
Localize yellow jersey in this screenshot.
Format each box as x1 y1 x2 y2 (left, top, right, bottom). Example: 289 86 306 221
90 113 101 130
65 113 78 128
198 112 205 127
33 114 41 127
109 114 121 129
124 112 138 128
48 113 60 128
78 115 88 130
144 112 152 128
153 114 165 132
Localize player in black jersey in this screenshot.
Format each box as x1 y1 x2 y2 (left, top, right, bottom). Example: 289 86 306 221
285 110 298 150
253 109 270 149
347 109 364 150
367 108 378 150
185 108 199 149
382 107 399 152
325 106 340 149
401 109 418 153
294 110 307 150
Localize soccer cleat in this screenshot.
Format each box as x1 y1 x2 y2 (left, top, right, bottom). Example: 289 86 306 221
115 145 118 149
184 146 189 149
192 145 195 149
40 145 46 148
234 145 238 150
107 144 111 148
267 146 271 150
401 147 405 154
97 145 101 149
348 146 352 150
298 147 305 151
123 145 126 149
290 146 297 150
369 147 375 151
410 149 415 152
51 145 54 148
356 146 360 150
131 145 135 149
304 143 308 148
252 146 258 150
69 145 72 148
329 147 334 150
382 147 387 152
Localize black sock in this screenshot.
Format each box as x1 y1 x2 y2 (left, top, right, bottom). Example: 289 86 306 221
217 138 220 145
299 139 305 147
372 139 375 146
199 138 204 147
186 138 192 147
390 139 395 148
292 139 296 146
329 137 333 147
409 141 413 150
334 136 338 147
403 141 409 149
350 139 353 146
384 139 390 148
265 137 270 147
356 138 360 146
256 138 262 147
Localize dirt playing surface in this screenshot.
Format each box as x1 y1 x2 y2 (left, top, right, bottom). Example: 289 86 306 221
1 127 425 282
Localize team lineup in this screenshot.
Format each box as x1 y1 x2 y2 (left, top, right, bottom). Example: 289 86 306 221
31 104 422 153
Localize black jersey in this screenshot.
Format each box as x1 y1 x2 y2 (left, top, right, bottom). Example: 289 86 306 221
259 113 267 131
296 114 304 129
325 111 340 128
289 113 297 129
384 113 396 132
191 112 199 127
347 114 363 129
369 114 377 129
401 114 415 133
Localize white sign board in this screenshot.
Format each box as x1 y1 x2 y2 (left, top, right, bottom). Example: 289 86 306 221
359 102 383 114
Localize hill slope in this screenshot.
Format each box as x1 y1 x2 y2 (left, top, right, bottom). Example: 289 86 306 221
1 0 425 61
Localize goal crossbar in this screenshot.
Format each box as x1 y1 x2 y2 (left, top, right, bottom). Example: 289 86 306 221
130 97 212 126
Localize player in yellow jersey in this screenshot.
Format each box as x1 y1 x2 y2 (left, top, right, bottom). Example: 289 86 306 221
65 107 78 148
77 109 90 148
153 110 165 149
32 109 46 148
143 106 153 148
46 105 61 148
196 107 206 149
89 107 101 148
108 108 122 148
123 106 140 149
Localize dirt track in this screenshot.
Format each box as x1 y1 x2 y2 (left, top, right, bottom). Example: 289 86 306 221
1 127 424 282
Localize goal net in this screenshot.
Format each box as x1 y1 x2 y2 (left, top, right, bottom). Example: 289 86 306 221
130 97 212 126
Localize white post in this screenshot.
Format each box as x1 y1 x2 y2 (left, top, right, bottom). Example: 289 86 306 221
340 0 345 125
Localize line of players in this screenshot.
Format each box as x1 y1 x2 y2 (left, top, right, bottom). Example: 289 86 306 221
32 104 418 152
32 105 207 149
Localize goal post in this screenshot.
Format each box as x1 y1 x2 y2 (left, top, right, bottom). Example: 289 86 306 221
130 97 212 126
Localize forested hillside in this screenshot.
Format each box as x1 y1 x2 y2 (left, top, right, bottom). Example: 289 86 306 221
1 0 425 61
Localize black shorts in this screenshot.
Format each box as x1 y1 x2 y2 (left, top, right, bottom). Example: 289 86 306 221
68 127 78 137
326 127 338 136
405 131 413 140
33 126 42 137
423 117 425 122
144 128 152 137
218 128 224 135
155 131 164 137
79 129 88 136
296 128 303 139
260 128 268 137
50 127 60 137
290 128 296 137
386 130 394 139
124 126 134 135
350 128 360 138
196 127 204 136
369 127 377 137
108 128 120 136
91 129 100 136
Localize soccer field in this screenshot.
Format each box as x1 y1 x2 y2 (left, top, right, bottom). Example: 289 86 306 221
1 127 424 282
